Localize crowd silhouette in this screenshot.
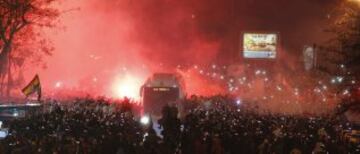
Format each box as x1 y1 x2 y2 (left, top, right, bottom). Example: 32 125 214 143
0 96 358 154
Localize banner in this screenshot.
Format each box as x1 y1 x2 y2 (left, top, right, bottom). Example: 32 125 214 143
303 46 315 71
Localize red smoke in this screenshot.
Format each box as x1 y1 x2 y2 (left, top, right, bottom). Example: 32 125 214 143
23 0 337 100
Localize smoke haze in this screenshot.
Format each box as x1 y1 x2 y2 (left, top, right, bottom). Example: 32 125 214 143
24 0 338 99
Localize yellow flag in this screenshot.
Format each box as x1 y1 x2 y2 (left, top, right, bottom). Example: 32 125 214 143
22 75 41 100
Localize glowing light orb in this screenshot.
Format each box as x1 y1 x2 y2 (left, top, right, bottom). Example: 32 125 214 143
236 99 242 105
140 116 150 125
112 74 143 100
55 81 62 88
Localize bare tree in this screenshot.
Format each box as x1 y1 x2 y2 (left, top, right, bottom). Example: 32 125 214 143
320 1 360 79
0 0 59 98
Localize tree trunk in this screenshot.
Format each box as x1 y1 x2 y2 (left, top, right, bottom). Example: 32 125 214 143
0 44 11 99
0 54 7 98
6 55 12 99
0 74 3 98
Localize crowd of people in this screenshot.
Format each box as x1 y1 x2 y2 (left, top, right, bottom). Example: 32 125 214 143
180 96 359 154
0 98 145 153
0 96 358 154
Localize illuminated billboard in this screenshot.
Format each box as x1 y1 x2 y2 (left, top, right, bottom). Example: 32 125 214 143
243 33 278 59
303 45 315 71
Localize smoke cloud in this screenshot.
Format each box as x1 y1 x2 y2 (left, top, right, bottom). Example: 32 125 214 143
24 0 337 99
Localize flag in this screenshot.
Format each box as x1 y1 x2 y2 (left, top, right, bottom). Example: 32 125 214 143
22 74 41 101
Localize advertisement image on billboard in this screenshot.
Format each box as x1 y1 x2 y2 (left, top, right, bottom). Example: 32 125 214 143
243 33 278 59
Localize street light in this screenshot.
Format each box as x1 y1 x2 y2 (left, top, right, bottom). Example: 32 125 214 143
348 0 360 5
